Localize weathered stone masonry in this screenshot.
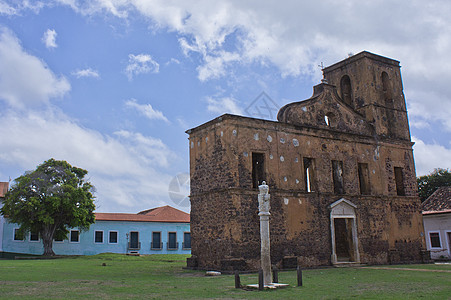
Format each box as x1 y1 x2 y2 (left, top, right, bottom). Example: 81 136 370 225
186 51 428 271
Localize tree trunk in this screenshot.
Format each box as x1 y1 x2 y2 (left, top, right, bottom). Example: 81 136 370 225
42 227 55 256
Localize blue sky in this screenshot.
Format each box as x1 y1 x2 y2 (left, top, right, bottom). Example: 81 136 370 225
0 0 450 213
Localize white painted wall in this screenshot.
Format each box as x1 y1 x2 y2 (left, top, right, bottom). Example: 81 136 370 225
423 213 451 259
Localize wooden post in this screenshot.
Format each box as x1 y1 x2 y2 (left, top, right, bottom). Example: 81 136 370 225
258 269 264 290
297 266 303 287
272 266 278 283
234 271 241 288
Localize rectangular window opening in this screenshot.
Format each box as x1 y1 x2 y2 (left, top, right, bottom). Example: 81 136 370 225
332 160 344 194
14 228 24 241
429 232 441 248
303 157 315 192
70 230 80 243
183 232 191 249
109 231 118 244
252 152 265 188
358 163 371 195
168 232 178 250
152 232 162 250
30 230 40 242
54 235 64 242
95 231 103 243
394 167 405 196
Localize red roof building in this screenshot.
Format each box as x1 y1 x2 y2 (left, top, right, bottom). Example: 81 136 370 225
95 205 190 223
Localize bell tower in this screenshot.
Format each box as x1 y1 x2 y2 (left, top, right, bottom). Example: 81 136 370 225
322 51 411 141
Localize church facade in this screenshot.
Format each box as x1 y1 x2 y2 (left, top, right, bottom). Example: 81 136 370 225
186 51 428 271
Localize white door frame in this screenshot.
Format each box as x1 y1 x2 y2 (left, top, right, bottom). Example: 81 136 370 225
330 198 360 264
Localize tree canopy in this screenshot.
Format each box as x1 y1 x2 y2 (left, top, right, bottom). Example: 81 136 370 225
0 158 95 256
417 168 451 202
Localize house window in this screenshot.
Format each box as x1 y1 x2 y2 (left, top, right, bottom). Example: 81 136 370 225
332 160 344 194
109 231 118 244
429 232 441 248
152 232 162 250
358 163 371 195
252 153 265 188
183 232 191 249
30 230 40 242
394 167 405 196
340 75 352 106
54 235 64 242
13 228 24 241
303 157 315 192
70 230 80 243
95 231 103 243
168 232 178 250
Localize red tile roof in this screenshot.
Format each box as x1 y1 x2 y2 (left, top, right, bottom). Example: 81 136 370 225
0 182 8 198
421 186 451 214
95 205 190 223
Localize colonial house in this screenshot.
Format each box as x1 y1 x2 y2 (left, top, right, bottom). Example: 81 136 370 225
186 51 428 271
422 186 451 260
1 198 191 256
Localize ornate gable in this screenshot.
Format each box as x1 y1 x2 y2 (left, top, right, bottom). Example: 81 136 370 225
277 83 375 136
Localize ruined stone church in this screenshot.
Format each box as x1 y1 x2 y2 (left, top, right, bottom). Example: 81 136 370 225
186 51 428 271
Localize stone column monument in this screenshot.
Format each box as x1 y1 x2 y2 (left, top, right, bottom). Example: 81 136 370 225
258 181 271 285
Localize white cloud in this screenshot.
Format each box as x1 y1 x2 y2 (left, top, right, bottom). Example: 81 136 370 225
56 1 451 131
72 68 100 79
413 136 451 176
0 27 70 108
0 0 46 15
124 53 159 80
206 96 242 115
165 58 180 66
124 99 169 123
197 51 240 82
42 28 57 49
0 109 177 212
55 0 129 18
0 1 16 15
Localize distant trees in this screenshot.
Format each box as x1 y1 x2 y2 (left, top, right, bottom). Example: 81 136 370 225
417 168 451 202
0 159 96 256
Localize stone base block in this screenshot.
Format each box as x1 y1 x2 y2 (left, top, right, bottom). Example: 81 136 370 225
282 256 298 269
220 258 247 271
186 256 198 269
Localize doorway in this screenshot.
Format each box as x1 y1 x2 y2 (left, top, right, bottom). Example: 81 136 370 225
334 218 355 262
330 198 360 264
129 231 140 250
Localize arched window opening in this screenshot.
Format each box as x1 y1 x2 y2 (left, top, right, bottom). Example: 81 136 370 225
324 113 335 127
382 71 395 137
381 72 393 102
340 75 352 106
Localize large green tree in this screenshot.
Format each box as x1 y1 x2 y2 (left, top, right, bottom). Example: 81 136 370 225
1 159 95 256
417 168 451 202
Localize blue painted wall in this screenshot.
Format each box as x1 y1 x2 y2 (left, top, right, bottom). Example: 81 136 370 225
1 219 190 256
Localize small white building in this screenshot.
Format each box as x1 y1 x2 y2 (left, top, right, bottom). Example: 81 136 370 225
421 187 451 260
0 182 9 254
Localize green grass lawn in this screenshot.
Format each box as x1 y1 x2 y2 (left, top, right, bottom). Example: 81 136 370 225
0 254 450 299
